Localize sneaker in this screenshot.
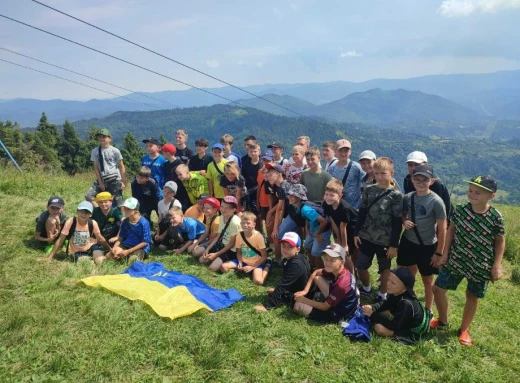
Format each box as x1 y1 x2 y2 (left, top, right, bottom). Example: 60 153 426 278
458 329 473 346
429 318 450 330
44 245 53 255
373 294 387 304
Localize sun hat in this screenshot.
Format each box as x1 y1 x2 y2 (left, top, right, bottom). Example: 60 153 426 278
287 184 308 201
95 192 114 202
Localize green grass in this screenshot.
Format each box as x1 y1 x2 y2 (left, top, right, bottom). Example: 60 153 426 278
1 168 520 382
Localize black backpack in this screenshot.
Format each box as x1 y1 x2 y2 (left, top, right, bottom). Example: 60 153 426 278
66 217 94 256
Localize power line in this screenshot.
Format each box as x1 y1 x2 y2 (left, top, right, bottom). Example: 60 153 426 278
0 46 181 109
30 0 315 119
0 58 160 110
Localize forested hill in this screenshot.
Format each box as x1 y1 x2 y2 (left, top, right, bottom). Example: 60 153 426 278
69 104 520 203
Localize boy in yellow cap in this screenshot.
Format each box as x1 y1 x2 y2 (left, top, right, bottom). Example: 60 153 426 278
92 192 124 243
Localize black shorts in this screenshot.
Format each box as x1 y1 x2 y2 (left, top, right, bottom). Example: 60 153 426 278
217 249 237 262
397 235 438 276
356 239 391 272
259 206 269 220
308 308 337 323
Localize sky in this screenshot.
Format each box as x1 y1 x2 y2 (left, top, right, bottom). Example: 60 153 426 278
0 0 519 100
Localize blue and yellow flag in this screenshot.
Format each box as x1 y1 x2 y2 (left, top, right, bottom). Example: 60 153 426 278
79 262 244 320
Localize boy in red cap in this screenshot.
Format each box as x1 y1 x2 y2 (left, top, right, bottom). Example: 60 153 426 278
160 143 190 211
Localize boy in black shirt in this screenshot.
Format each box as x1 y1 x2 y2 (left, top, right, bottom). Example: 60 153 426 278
161 143 190 211
188 138 213 175
241 141 262 214
175 129 194 165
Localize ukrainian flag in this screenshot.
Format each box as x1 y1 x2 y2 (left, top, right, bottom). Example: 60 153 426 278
79 262 244 320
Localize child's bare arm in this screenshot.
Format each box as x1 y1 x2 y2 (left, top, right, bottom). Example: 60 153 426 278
491 235 506 281
93 161 105 190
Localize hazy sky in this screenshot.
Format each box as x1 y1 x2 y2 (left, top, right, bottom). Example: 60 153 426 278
1 0 519 100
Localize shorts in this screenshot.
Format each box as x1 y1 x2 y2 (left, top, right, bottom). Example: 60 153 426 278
356 239 391 272
259 206 269 220
73 243 104 262
277 216 298 238
86 178 123 207
217 249 237 263
397 235 438 276
180 232 202 243
434 268 488 299
308 308 337 323
229 258 266 270
243 194 258 215
304 228 331 257
120 244 147 261
347 229 356 254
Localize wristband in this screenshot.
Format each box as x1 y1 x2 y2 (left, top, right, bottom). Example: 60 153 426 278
434 252 443 256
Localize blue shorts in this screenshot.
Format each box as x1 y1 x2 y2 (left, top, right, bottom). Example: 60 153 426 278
277 216 298 238
229 258 265 271
304 228 331 257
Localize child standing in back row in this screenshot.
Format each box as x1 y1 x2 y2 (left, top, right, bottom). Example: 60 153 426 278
299 146 333 203
141 137 167 193
431 175 505 347
175 129 194 165
286 145 307 184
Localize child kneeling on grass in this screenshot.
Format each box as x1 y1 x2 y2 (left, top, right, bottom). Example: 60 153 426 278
35 196 68 255
111 198 151 262
362 267 431 345
190 197 221 257
293 244 359 323
199 196 241 272
221 211 271 285
167 206 206 254
44 201 110 264
254 232 310 312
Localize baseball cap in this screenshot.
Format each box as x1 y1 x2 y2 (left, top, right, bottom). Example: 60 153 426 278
265 163 284 174
261 150 274 161
212 143 225 151
77 201 93 213
95 192 114 202
359 150 376 161
121 197 139 210
198 194 210 201
465 175 497 193
164 181 178 193
287 184 308 201
336 139 351 150
391 267 416 297
159 143 177 155
406 151 428 164
222 195 238 207
47 196 64 208
142 137 161 146
95 128 111 138
320 243 346 260
267 141 284 149
202 197 221 210
280 232 301 247
413 165 434 179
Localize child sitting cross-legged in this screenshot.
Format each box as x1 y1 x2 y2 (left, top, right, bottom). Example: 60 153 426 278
190 197 221 258
292 244 359 323
167 206 206 254
362 267 431 345
154 181 183 248
221 211 271 285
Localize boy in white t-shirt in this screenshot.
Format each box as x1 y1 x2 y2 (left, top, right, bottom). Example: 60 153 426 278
154 181 182 247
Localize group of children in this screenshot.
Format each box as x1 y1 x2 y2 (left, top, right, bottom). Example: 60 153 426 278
34 129 506 347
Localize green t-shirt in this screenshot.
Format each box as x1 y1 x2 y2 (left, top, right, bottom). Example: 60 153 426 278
445 202 505 282
183 172 209 204
299 169 333 202
92 207 123 240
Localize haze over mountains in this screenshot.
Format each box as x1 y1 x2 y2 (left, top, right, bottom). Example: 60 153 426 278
2 70 520 128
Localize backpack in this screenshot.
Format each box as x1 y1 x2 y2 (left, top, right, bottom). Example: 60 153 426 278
290 201 330 228
66 217 94 256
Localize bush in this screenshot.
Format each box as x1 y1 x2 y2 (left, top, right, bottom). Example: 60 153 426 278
512 265 520 285
504 235 520 264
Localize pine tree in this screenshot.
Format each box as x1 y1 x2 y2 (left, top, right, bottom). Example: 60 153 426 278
33 112 60 168
36 112 59 148
159 133 167 146
59 120 88 175
120 132 145 175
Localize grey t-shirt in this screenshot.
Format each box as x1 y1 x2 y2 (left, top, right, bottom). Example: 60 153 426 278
90 145 123 180
403 191 446 245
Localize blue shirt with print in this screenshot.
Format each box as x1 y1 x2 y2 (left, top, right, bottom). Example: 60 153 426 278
141 154 168 194
327 159 365 209
120 216 151 254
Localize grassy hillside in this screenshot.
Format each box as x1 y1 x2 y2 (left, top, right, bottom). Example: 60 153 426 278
1 169 520 382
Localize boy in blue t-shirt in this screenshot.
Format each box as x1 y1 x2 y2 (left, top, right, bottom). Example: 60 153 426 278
287 183 331 269
168 206 206 254
141 137 167 194
112 197 151 262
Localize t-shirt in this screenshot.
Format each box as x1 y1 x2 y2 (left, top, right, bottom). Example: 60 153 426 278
219 214 242 251
257 170 269 208
184 205 204 222
403 174 451 218
35 211 68 237
141 154 168 191
236 230 266 266
205 215 220 237
176 217 206 241
323 200 357 230
224 152 242 168
327 159 366 209
188 154 213 172
275 180 291 218
163 159 189 208
358 184 403 247
183 172 210 204
292 204 320 233
445 202 505 282
299 169 333 202
286 164 307 184
220 175 247 198
131 178 161 212
325 157 338 172
322 268 359 322
176 146 194 165
206 159 228 199
157 198 182 218
90 145 122 180
61 218 100 254
273 157 289 168
119 216 151 254
403 192 446 246
241 158 261 190
92 207 123 240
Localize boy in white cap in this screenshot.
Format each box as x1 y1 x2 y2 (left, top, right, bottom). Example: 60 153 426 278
293 244 359 323
154 181 182 246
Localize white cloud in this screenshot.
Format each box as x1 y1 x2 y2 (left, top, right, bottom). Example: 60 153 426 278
256 61 264 68
273 8 284 19
340 50 363 58
206 60 220 68
438 0 520 17
237 60 249 65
